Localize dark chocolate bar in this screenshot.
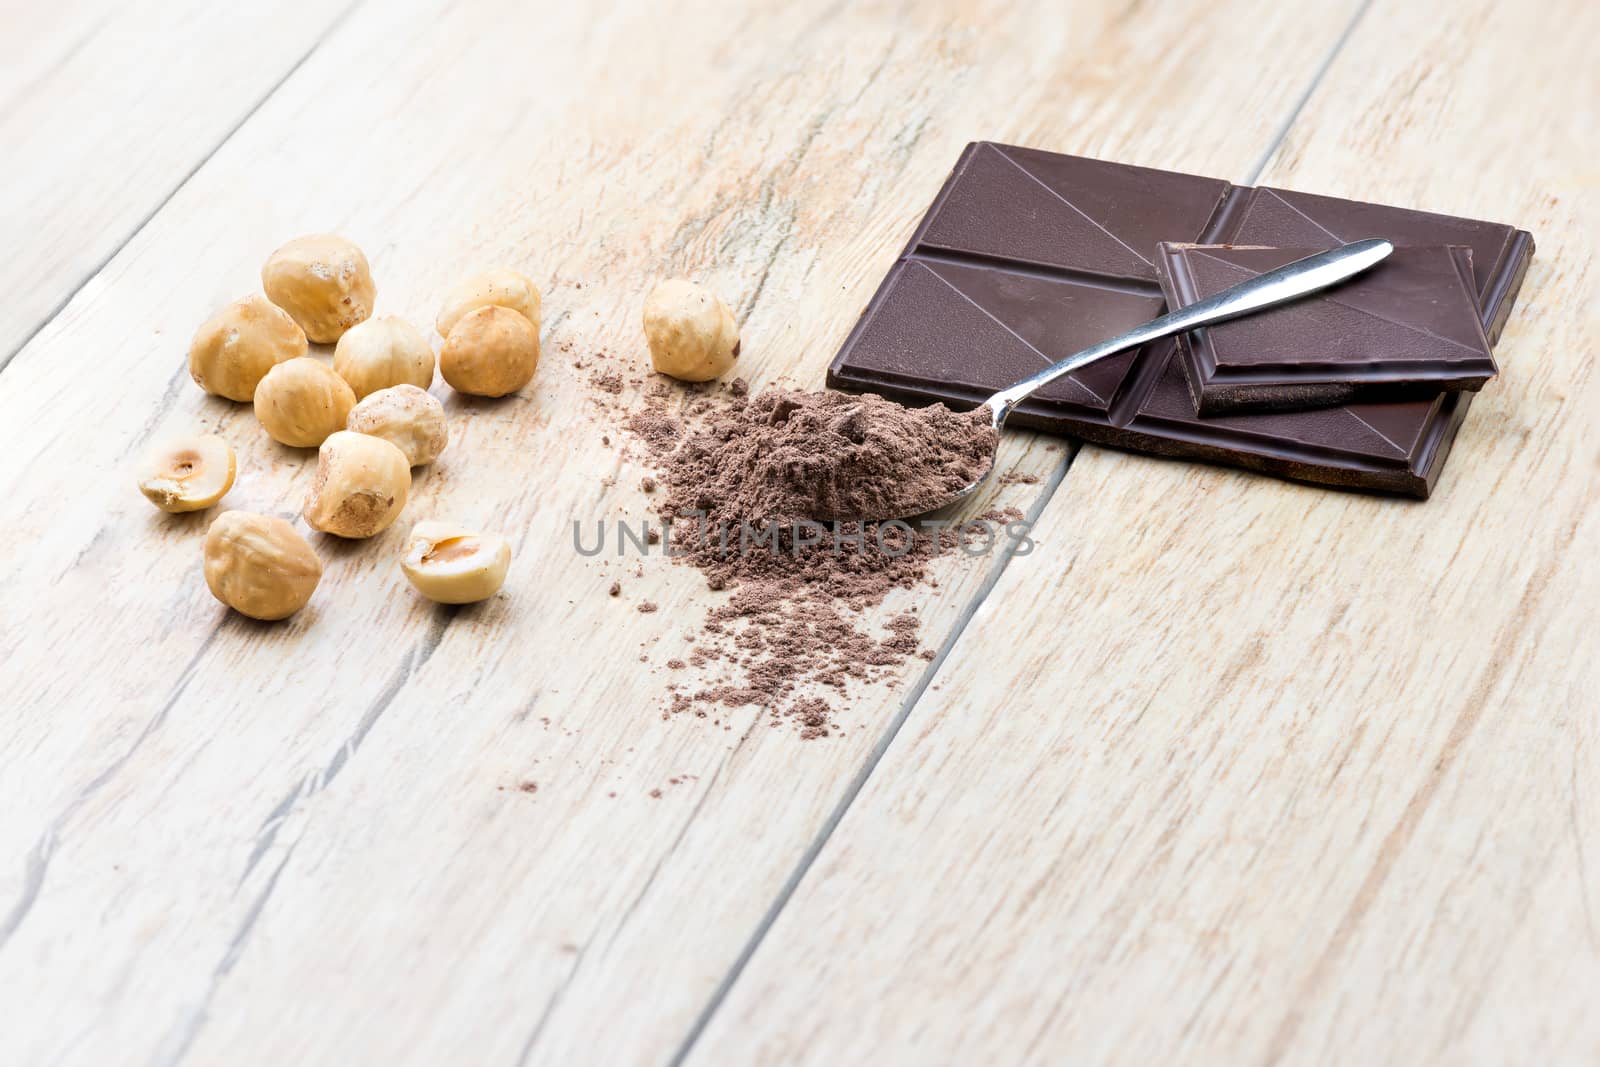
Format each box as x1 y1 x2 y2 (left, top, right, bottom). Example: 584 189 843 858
826 143 1535 497
1156 243 1497 414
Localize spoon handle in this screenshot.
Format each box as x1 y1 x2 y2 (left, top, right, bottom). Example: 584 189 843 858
984 238 1394 420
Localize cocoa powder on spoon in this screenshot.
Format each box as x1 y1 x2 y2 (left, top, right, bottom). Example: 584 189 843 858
662 389 996 527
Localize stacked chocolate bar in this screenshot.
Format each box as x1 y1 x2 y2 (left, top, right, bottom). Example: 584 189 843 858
827 143 1535 497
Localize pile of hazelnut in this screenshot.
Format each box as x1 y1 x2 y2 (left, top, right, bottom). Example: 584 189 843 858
140 233 739 622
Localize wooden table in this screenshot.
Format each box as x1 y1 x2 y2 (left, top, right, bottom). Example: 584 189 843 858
2 1 1595 1063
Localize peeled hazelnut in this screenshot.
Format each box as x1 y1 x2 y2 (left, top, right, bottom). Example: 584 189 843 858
400 521 511 604
333 315 435 398
189 294 307 401
439 305 539 397
346 385 447 466
254 357 357 447
304 431 411 538
203 511 322 621
435 268 541 337
261 234 375 343
137 433 236 512
642 278 739 382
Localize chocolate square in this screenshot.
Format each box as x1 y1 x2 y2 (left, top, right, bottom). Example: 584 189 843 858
911 143 1229 282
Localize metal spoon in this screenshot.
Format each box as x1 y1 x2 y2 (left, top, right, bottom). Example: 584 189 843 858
851 237 1394 522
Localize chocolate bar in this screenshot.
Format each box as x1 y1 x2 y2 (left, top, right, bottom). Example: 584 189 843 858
826 143 1535 497
1156 243 1497 414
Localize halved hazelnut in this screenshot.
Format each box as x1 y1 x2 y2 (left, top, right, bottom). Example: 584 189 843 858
137 434 237 513
399 521 511 604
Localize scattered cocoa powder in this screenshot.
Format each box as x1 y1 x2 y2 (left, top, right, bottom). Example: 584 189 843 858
979 505 1025 525
789 697 832 739
625 408 682 453
638 601 658 614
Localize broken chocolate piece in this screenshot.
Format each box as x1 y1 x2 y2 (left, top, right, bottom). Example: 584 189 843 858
1157 243 1497 414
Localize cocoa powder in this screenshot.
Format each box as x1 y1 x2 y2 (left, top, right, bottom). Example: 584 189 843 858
626 385 1001 737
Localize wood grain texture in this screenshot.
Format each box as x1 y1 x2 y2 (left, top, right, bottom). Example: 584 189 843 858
0 0 353 367
694 1 1600 1064
0 0 1373 1064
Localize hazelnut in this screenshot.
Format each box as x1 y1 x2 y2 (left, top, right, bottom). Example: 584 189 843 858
303 431 411 538
400 521 511 604
188 294 307 401
261 234 375 343
439 305 539 397
254 357 357 448
642 278 739 382
346 385 447 466
136 433 236 512
203 511 322 620
332 315 435 398
435 268 541 337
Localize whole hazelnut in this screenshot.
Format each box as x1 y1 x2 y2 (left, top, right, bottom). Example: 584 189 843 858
642 278 739 382
203 511 322 620
188 294 307 401
137 433 236 513
435 268 541 337
254 357 357 447
333 315 435 398
304 431 411 538
346 385 447 466
439 305 539 397
400 521 512 604
261 234 375 343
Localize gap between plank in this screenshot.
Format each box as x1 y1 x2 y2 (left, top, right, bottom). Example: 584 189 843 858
666 2 1375 1059
0 0 367 377
1246 0 1374 184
